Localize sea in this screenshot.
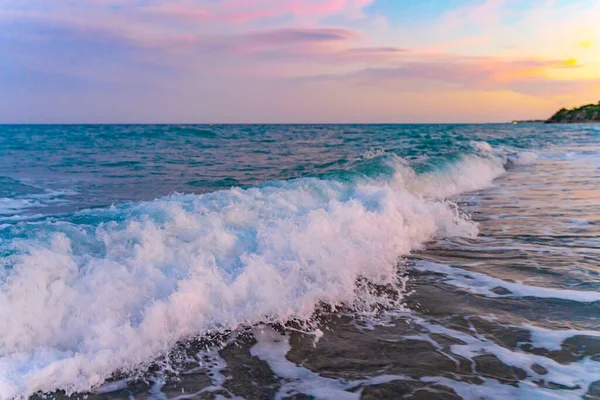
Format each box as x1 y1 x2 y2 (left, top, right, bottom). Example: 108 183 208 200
0 124 599 400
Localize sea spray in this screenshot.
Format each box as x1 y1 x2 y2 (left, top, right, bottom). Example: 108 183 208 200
0 152 508 398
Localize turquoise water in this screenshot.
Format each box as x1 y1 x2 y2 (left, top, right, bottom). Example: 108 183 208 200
0 124 585 217
0 124 599 399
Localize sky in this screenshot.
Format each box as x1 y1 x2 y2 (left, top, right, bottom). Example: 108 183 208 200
0 0 599 123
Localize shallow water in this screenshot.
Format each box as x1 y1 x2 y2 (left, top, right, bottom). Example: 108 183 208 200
0 124 599 399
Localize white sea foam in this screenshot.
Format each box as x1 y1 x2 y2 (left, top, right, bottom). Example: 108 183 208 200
422 376 585 400
0 155 503 399
145 346 232 399
508 151 539 166
252 317 600 399
394 154 505 199
471 141 493 153
251 326 409 399
0 188 75 220
414 261 600 302
359 149 387 160
410 316 600 399
251 327 358 399
525 324 600 351
0 198 39 215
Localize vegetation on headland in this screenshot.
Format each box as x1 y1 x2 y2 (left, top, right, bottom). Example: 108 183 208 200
545 102 600 123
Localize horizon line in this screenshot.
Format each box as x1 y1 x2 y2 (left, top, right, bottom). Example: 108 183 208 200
0 121 539 126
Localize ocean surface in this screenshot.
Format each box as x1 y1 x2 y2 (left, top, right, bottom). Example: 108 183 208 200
0 124 599 399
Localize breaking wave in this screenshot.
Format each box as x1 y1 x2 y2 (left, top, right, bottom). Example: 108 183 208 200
0 150 515 398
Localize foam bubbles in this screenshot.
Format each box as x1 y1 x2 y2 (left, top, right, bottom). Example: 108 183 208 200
251 327 358 399
471 141 493 153
526 324 600 351
392 154 505 199
0 198 39 215
508 151 539 166
0 156 499 398
414 261 600 303
412 315 600 399
250 326 409 399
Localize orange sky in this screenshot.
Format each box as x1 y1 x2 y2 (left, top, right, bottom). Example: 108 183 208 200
0 0 599 122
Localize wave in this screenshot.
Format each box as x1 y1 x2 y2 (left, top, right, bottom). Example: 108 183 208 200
507 151 539 166
0 198 40 215
0 151 514 398
167 125 218 138
0 188 77 222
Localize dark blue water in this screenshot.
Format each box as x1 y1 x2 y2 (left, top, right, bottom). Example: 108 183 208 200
0 124 599 399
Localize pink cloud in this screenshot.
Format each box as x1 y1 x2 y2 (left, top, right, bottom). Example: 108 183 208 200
417 36 491 54
442 0 510 30
142 5 210 21
357 56 579 86
295 54 585 98
246 28 360 45
142 0 373 23
141 0 374 23
2 5 364 55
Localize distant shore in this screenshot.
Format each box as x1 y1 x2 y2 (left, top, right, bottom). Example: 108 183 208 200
511 120 545 124
545 102 600 123
512 102 600 124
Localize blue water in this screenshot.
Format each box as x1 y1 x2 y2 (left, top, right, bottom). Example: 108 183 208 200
0 124 599 399
0 124 587 217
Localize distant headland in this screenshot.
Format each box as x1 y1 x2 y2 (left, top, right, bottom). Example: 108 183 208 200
546 102 600 123
512 101 600 124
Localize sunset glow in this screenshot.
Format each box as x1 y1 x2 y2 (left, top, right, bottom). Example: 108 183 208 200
1 0 599 123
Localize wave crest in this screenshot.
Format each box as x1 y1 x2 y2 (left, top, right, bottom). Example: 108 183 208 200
0 153 504 398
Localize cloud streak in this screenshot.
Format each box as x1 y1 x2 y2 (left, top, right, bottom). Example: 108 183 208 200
141 0 373 23
295 54 588 97
1 0 599 122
